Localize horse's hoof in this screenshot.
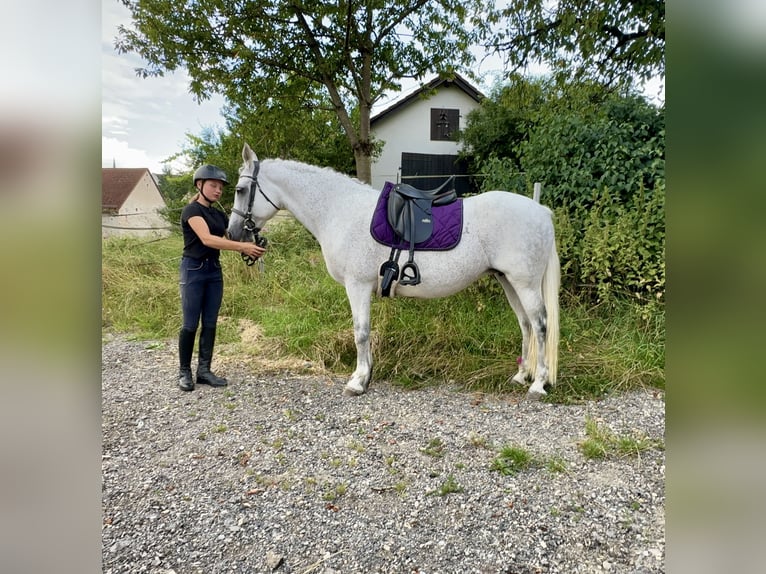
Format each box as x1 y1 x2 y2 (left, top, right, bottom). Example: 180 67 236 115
526 389 546 401
511 373 529 386
343 384 365 397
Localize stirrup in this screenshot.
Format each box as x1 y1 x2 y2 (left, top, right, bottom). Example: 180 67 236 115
379 260 400 297
399 262 421 286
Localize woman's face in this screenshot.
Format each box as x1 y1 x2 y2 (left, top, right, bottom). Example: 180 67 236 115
200 179 225 201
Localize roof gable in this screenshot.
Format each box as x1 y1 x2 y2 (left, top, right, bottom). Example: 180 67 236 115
102 168 153 212
371 72 484 125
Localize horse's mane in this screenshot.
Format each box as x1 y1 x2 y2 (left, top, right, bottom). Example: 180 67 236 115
263 158 367 189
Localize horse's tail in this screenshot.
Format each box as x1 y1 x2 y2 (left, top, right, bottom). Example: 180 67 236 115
527 194 559 386
542 241 560 385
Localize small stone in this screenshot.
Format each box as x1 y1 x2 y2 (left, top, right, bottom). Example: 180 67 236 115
109 539 131 553
265 550 284 570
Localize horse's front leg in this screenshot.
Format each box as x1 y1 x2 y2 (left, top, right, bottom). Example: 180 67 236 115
343 283 373 396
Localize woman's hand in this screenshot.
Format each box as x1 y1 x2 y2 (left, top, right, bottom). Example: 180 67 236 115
188 214 267 258
240 242 266 259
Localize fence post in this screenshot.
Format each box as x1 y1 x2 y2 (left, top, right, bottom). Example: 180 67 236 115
533 182 541 202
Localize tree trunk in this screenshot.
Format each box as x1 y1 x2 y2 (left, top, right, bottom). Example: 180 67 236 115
354 150 372 184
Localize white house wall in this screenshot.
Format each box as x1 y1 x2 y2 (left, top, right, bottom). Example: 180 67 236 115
370 85 480 191
102 173 170 238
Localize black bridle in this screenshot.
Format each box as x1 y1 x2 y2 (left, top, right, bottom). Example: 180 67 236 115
231 163 278 266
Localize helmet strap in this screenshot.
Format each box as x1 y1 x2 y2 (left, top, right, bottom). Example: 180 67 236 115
197 181 214 205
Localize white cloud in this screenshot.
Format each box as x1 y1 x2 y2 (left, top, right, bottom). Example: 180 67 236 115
101 0 225 175
102 136 187 174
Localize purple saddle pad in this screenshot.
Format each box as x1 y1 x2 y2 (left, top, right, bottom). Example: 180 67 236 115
370 182 463 250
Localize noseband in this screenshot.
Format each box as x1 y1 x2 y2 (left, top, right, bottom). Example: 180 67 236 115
232 167 278 266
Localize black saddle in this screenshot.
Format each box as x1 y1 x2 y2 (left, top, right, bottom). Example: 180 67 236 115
386 177 458 244
380 176 457 293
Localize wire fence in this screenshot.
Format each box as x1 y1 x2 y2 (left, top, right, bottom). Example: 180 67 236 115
102 224 175 231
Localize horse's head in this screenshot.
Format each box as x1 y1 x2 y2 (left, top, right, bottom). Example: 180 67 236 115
227 143 279 244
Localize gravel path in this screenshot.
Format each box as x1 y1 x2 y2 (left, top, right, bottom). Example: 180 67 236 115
102 333 665 574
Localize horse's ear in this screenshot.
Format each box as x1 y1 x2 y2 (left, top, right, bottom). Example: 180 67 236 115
242 142 258 163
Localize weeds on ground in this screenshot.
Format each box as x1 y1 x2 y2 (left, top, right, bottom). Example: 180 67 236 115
420 437 446 458
490 445 569 475
490 445 537 475
578 417 664 460
102 222 664 403
427 474 464 497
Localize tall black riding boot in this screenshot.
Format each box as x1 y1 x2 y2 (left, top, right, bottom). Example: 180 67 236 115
178 328 196 391
197 326 228 387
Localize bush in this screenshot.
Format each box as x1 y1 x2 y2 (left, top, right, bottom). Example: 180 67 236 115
554 183 665 304
469 82 665 305
518 99 664 209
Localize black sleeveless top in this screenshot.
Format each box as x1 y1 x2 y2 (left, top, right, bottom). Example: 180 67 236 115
181 201 229 260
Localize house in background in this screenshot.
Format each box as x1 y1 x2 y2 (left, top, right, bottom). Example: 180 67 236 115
370 73 484 195
102 168 170 238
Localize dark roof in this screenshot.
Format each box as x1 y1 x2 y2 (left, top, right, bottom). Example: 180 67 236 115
371 72 485 125
102 168 152 212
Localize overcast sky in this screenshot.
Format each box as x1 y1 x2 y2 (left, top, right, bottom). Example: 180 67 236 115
102 0 228 173
101 0 664 175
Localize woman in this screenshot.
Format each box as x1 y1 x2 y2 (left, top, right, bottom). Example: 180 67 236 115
177 164 266 391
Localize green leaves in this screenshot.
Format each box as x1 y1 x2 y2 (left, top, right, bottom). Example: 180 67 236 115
463 76 664 304
491 0 665 85
115 0 495 181
490 445 536 475
555 183 665 304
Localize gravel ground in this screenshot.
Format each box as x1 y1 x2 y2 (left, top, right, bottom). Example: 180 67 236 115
102 333 665 574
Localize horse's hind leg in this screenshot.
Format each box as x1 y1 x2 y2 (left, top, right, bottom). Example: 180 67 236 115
343 282 373 396
496 275 534 385
514 285 551 400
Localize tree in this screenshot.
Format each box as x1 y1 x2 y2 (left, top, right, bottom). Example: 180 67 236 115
458 73 547 171
462 77 664 207
486 0 664 85
155 127 237 226
517 85 665 207
115 0 492 183
222 80 356 176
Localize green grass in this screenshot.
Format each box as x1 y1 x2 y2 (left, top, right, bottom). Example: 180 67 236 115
546 456 568 474
420 437 446 458
552 294 665 403
578 417 665 460
490 445 537 475
102 219 665 403
322 482 348 501
490 445 571 475
427 474 464 497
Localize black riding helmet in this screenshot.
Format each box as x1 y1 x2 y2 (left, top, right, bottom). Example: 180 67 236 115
193 164 229 187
